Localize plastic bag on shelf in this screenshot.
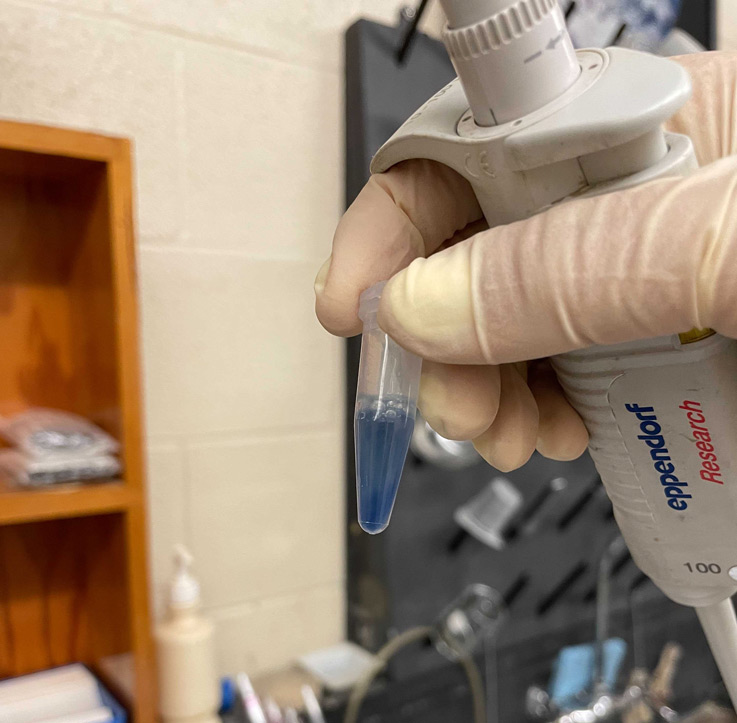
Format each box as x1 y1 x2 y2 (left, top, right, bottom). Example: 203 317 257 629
0 408 119 460
0 449 121 487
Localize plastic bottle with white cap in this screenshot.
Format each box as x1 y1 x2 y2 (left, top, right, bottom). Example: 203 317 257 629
155 545 220 723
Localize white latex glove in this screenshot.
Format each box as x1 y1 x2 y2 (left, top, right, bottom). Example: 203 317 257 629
315 52 737 472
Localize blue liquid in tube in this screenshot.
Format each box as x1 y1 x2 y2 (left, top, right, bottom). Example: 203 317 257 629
355 281 421 535
355 396 415 534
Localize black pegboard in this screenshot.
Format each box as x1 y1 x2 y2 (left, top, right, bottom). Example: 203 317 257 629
323 598 725 722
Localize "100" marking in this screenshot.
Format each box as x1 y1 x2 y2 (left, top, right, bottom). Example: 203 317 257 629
684 562 721 574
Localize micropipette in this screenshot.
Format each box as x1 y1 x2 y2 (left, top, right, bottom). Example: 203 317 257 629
359 0 737 707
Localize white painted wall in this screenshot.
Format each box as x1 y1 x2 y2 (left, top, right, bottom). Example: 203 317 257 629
0 0 430 676
720 0 737 50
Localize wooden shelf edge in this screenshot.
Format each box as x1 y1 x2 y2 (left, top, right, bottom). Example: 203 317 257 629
0 120 124 162
0 481 139 525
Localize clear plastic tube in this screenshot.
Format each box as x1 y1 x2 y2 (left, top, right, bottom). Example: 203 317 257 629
355 282 422 534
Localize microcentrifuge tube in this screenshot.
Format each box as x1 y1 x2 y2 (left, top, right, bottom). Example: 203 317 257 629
354 282 422 534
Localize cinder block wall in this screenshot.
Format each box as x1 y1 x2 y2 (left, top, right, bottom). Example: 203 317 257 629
0 0 428 676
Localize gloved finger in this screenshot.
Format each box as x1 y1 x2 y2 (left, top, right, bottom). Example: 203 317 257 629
418 361 501 441
436 216 489 252
528 360 589 461
472 365 538 472
315 159 482 337
378 155 737 365
667 53 737 166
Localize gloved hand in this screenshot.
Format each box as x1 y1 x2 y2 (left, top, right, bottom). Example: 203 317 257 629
315 52 737 472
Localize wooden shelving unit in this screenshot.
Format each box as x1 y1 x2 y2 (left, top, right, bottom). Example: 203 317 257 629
0 121 155 721
0 479 135 525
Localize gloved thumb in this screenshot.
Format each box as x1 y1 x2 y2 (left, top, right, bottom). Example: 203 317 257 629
378 155 737 366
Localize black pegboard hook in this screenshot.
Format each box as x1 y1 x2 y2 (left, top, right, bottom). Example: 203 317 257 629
396 0 432 64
